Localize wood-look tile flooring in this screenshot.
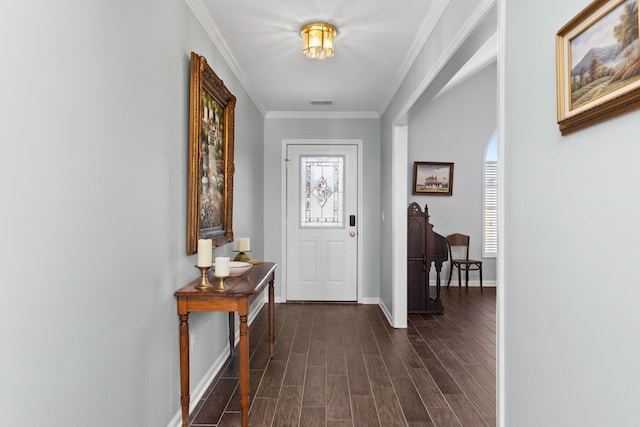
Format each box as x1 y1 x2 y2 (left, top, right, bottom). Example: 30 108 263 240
189 287 496 426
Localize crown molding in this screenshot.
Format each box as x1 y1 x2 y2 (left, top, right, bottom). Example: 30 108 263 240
265 111 380 119
185 0 267 116
393 0 497 124
379 0 450 116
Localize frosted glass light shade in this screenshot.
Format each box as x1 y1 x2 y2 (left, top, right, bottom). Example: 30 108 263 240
301 23 336 60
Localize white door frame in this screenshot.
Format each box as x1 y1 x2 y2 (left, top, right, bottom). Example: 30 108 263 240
391 126 408 328
281 139 364 303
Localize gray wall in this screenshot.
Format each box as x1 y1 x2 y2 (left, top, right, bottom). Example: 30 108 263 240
263 118 381 301
503 0 640 424
0 1 264 425
408 62 497 282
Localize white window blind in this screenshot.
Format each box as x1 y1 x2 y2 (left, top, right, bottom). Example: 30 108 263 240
483 160 498 256
483 132 498 257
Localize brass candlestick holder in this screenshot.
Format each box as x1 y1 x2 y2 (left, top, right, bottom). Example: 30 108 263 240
213 274 229 292
233 250 251 262
195 265 213 290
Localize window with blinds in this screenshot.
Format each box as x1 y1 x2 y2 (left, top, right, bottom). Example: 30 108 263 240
483 133 498 257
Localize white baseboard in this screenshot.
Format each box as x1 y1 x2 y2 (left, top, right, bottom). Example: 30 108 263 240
378 299 394 326
166 299 267 427
438 279 496 288
275 297 381 304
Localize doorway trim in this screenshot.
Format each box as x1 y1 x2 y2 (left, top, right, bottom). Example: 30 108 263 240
391 126 408 328
280 139 364 303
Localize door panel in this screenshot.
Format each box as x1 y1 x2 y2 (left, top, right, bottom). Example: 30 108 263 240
286 144 358 301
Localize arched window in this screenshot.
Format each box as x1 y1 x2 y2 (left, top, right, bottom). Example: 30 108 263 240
483 131 498 257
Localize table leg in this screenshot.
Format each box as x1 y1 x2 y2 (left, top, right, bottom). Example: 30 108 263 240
268 276 275 356
228 312 235 355
238 299 250 427
178 312 190 427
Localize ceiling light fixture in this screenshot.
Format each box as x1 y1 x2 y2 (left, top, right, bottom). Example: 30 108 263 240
300 22 337 60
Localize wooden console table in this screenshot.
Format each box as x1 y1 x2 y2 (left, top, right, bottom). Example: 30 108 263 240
174 262 276 427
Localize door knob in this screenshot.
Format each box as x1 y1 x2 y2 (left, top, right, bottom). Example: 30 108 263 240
349 231 356 237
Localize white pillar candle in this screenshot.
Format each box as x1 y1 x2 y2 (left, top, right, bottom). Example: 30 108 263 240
196 239 212 267
214 257 230 277
235 237 250 252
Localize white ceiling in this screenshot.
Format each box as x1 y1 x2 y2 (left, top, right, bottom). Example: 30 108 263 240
187 0 496 117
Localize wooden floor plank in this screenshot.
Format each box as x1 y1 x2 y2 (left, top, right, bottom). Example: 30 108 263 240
226 369 263 412
249 397 277 427
255 360 286 398
327 375 352 421
463 363 496 396
282 352 307 387
216 411 241 427
372 386 409 427
428 407 464 427
190 377 236 425
299 406 326 427
271 386 302 427
351 395 380 427
450 373 495 418
406 367 450 409
271 332 294 362
391 379 433 423
364 354 393 388
444 394 490 427
302 366 326 407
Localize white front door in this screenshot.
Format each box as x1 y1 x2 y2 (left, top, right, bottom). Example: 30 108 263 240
285 144 358 301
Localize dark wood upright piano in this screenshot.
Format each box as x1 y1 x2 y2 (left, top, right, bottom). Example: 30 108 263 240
407 202 448 314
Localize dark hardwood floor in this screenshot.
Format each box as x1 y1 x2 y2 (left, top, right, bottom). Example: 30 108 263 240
189 287 496 426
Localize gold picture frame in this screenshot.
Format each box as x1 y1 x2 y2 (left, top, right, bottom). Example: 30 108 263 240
187 52 236 255
556 0 640 135
412 162 454 196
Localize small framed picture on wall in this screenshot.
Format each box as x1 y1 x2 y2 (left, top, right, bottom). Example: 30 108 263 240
412 162 454 196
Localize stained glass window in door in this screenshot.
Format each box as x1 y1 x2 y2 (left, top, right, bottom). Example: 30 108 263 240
300 155 344 227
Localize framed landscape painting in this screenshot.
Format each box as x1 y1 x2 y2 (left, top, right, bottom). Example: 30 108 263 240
187 52 236 255
413 162 454 196
557 0 640 134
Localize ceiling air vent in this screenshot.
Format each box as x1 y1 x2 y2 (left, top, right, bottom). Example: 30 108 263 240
309 100 334 105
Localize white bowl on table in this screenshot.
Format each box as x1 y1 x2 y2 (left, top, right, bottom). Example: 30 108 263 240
214 261 252 277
